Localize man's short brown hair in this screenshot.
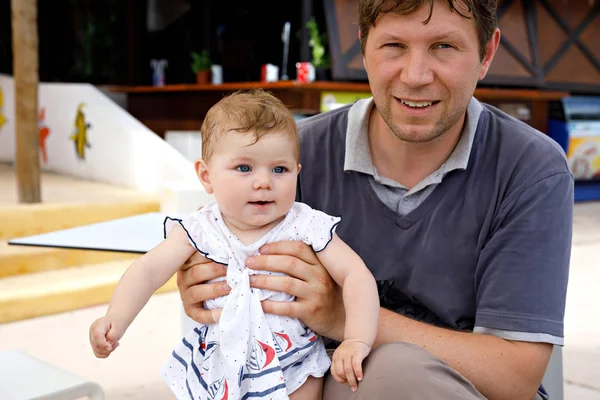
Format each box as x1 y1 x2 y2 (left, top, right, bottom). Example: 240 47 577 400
200 89 299 161
358 0 497 60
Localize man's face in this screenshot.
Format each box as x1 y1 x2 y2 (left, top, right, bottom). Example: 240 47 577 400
362 0 497 143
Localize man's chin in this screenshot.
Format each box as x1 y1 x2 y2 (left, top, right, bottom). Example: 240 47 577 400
391 127 443 143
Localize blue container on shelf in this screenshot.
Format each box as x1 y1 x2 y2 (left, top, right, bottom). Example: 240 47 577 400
547 96 600 201
547 101 569 153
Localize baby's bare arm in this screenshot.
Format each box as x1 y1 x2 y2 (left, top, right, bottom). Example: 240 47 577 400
315 234 379 346
105 225 196 330
316 235 379 390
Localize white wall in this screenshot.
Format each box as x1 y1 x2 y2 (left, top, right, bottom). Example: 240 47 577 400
0 74 205 199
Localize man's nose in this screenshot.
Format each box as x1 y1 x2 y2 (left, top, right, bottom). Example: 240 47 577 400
401 50 434 88
252 170 272 190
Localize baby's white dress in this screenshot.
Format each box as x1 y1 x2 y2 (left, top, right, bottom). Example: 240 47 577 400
162 201 340 400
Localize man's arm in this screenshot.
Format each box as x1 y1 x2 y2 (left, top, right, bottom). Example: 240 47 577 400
249 243 551 400
376 308 552 400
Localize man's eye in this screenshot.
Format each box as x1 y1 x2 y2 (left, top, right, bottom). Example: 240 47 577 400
436 43 454 49
236 165 251 172
273 166 287 174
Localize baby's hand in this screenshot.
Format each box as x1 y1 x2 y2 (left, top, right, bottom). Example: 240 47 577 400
330 339 371 392
89 317 123 358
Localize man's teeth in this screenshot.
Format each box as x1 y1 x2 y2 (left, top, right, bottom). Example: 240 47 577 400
401 99 433 108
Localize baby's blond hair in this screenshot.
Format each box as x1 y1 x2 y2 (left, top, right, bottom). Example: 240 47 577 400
201 89 299 162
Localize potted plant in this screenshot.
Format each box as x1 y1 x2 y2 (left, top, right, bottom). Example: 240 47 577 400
191 49 212 84
306 17 331 81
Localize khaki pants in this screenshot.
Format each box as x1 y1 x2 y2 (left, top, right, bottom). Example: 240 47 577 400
323 342 544 399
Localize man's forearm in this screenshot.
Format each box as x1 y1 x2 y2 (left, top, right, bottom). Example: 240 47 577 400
375 308 552 400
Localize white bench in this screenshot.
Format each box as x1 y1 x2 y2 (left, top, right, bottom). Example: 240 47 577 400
542 346 564 399
0 350 104 400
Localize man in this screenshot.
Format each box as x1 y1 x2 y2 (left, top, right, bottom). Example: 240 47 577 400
177 0 573 398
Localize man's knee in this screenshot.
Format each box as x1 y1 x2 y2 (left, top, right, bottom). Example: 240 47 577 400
324 342 484 399
360 342 439 390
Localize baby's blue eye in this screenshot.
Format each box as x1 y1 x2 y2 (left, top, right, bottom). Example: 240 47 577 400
273 166 287 174
236 165 251 172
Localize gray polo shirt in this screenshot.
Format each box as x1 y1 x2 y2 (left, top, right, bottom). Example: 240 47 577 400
297 98 572 347
344 97 482 215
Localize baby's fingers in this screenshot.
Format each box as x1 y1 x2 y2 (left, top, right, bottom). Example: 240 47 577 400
93 349 109 358
331 356 347 384
91 341 111 358
344 358 359 392
90 330 114 358
352 355 364 383
91 330 109 349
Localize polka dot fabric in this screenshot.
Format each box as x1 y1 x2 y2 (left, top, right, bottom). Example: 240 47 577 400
162 201 340 400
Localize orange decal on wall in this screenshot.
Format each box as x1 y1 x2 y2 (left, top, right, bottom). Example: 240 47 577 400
39 108 50 163
0 87 6 131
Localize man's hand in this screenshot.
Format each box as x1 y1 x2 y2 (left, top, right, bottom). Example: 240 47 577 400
246 240 345 340
177 252 231 324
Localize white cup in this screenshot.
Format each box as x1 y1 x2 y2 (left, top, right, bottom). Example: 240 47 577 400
211 65 223 85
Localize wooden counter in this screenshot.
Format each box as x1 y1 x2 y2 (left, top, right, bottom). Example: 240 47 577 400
109 82 569 138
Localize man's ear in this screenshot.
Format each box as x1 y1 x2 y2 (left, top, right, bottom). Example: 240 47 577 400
195 159 213 194
359 30 368 71
297 163 302 174
479 28 501 80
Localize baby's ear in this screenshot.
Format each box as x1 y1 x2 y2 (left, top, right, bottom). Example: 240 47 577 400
195 159 213 194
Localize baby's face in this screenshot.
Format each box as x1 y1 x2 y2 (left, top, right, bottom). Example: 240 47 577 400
204 131 300 231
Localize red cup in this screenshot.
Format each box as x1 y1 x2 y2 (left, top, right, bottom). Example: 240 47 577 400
296 62 315 83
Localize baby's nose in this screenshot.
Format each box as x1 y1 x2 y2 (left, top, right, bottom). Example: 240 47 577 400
252 171 272 189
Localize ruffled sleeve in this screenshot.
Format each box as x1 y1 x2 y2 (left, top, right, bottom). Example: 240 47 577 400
303 209 341 252
163 213 201 249
163 209 229 265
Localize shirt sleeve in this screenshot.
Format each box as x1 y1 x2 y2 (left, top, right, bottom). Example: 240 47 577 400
303 209 342 252
474 172 573 344
163 214 199 247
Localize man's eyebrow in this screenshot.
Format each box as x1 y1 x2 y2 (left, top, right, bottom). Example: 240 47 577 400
428 30 467 42
377 30 466 43
377 32 404 42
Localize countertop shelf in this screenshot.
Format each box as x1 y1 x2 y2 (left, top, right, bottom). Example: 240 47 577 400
109 81 568 100
109 81 569 138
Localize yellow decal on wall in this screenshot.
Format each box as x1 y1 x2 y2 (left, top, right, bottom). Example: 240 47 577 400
70 103 91 160
0 87 6 130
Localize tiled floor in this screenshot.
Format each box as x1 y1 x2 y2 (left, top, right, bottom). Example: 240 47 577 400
0 200 598 399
